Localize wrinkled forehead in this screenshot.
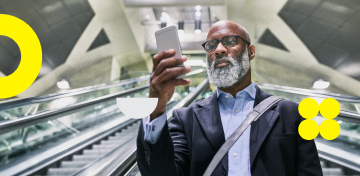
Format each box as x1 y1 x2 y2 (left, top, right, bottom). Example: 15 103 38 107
206 23 242 40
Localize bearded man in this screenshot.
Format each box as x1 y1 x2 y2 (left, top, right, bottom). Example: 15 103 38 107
136 20 323 176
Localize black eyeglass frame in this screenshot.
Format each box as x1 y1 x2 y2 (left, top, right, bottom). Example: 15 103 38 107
202 35 251 52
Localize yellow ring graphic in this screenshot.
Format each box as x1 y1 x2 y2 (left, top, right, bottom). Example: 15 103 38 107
0 14 42 98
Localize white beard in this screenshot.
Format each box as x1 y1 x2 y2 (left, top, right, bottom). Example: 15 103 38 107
206 48 250 88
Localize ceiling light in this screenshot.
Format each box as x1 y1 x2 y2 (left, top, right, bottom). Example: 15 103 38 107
195 11 201 17
313 79 330 89
195 5 201 11
160 12 170 21
161 22 166 28
178 21 184 30
195 20 201 34
160 12 169 28
57 79 70 89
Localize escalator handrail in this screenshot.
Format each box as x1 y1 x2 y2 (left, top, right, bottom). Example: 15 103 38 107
336 110 360 125
93 141 137 176
0 85 149 136
0 75 150 111
316 142 360 173
98 78 210 176
256 82 360 103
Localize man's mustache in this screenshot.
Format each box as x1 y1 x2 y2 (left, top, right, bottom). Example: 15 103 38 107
213 56 233 68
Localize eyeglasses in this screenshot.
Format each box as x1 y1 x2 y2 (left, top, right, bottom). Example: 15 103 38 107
202 35 250 53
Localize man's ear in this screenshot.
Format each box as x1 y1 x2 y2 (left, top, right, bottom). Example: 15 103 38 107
248 45 255 60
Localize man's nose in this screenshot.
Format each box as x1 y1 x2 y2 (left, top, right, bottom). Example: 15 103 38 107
214 42 228 56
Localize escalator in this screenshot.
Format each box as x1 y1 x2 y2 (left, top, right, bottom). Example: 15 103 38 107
1 70 360 175
0 69 208 176
46 120 141 175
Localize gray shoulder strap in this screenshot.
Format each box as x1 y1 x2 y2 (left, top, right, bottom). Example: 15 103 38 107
203 96 284 176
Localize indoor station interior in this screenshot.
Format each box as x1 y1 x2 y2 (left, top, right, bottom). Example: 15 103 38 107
0 0 360 175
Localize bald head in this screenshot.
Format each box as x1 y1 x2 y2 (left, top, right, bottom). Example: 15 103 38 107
205 20 255 68
207 20 251 44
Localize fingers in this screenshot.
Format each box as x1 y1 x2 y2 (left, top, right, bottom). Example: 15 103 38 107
163 78 191 88
156 66 191 83
152 49 176 71
153 55 187 76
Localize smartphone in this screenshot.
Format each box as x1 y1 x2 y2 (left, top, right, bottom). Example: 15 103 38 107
155 25 186 79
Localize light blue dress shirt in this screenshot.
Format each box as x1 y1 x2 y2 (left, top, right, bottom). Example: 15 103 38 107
142 82 256 176
142 108 167 144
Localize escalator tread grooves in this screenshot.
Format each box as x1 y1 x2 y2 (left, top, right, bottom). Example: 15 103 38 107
46 120 140 175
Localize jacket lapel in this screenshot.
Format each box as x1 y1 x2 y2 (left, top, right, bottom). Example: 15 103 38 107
250 85 280 167
193 85 281 171
194 91 225 152
194 91 227 174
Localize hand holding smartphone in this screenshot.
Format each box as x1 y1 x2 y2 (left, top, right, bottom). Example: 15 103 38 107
149 26 191 120
155 25 186 79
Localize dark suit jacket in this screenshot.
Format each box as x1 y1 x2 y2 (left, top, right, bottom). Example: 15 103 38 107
137 85 323 176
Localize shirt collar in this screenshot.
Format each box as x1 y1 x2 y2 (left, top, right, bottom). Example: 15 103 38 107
216 81 256 100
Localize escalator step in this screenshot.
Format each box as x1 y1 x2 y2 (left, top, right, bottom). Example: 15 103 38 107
120 129 138 133
83 149 110 155
117 129 138 133
320 161 326 168
322 168 344 175
47 168 80 176
101 140 129 145
60 161 88 168
46 121 141 175
92 144 119 149
113 132 137 138
72 155 99 161
115 130 134 136
107 135 135 140
79 153 102 157
108 135 134 139
108 135 128 140
118 124 139 131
